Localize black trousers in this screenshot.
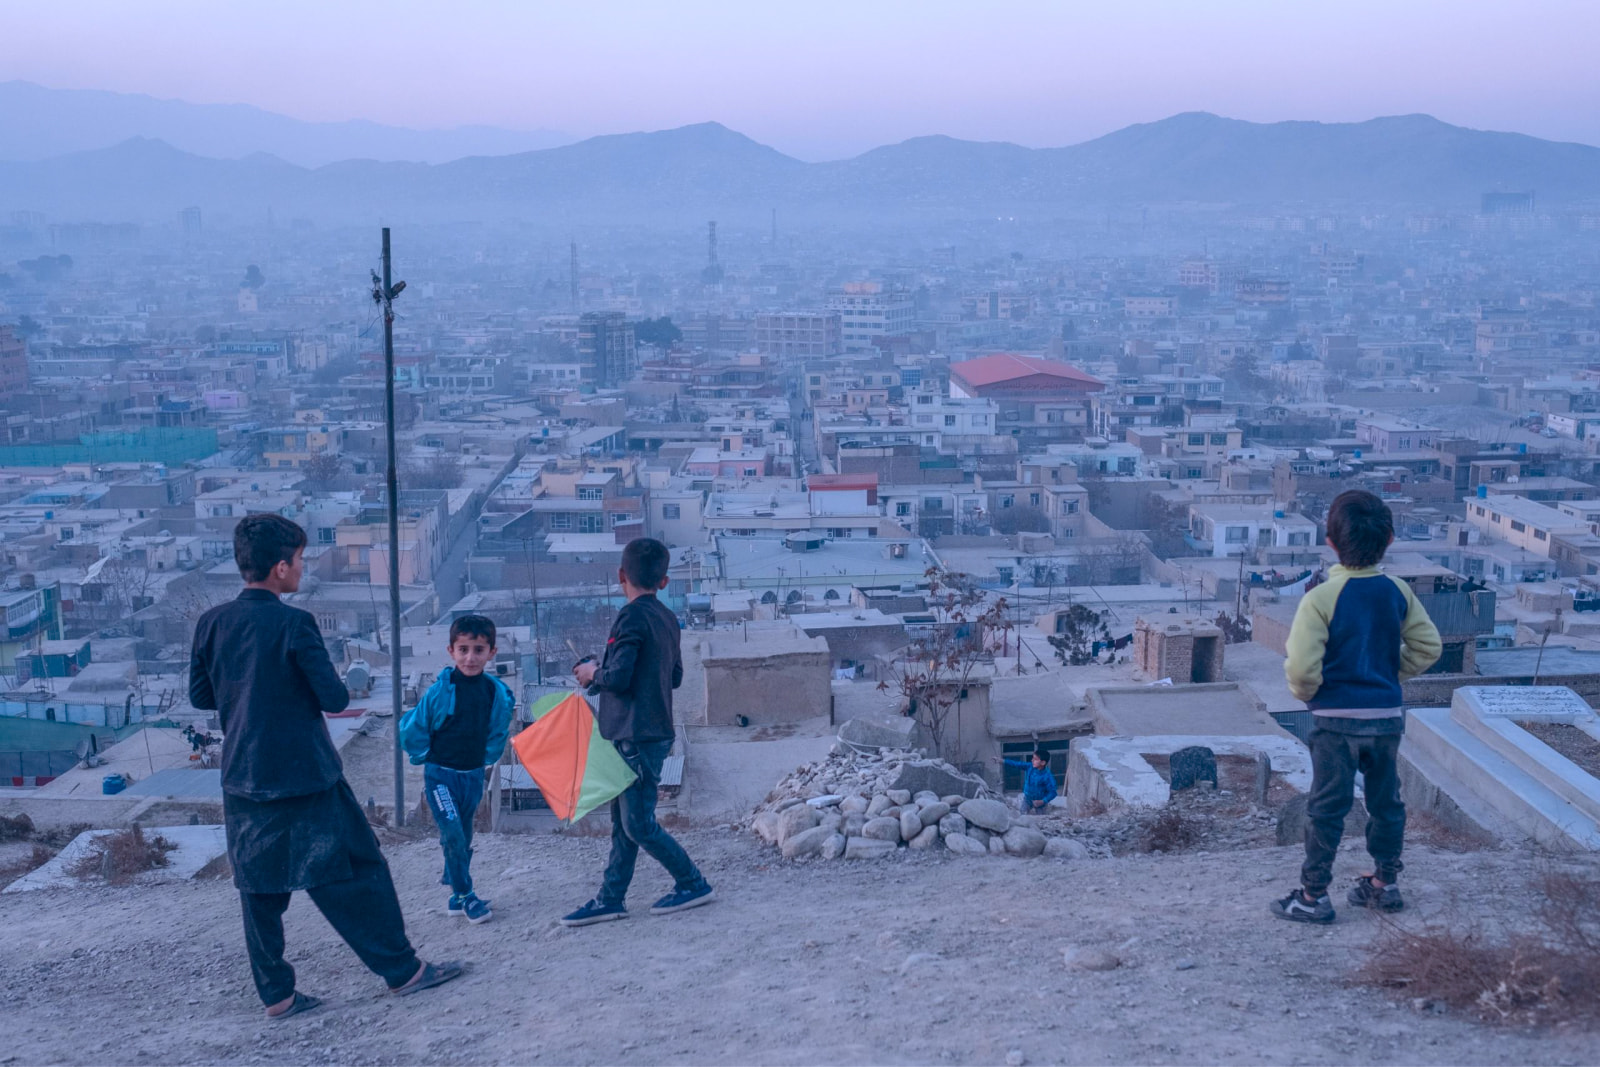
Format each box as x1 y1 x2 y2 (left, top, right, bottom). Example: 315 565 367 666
239 853 421 1005
1301 726 1406 895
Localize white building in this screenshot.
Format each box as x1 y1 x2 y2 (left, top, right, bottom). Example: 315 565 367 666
827 282 915 351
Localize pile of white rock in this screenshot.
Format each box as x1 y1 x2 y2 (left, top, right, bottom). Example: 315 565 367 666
748 747 1088 862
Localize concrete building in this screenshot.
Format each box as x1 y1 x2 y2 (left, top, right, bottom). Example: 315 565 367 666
698 625 831 727
1464 495 1589 559
0 326 27 396
827 283 915 351
752 312 841 358
1133 615 1225 684
578 312 635 388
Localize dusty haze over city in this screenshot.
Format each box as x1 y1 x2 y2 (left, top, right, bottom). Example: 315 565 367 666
1 3 1599 1066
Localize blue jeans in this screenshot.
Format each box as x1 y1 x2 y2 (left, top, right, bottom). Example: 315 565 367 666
598 739 706 907
424 763 484 896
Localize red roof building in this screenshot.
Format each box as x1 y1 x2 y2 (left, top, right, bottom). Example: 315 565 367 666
806 472 878 505
948 354 1104 399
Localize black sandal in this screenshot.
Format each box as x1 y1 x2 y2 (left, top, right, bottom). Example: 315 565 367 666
392 960 464 997
266 991 321 1022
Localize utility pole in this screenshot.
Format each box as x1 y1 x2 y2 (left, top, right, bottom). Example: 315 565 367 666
372 229 407 826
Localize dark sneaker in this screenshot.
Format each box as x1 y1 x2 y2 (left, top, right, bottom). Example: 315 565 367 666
560 899 628 927
445 894 466 917
650 884 715 915
462 894 493 924
1347 875 1404 911
1269 887 1335 924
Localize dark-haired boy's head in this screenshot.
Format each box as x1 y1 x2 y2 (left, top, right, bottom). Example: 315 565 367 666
448 614 496 676
449 614 496 650
620 537 671 592
234 513 308 585
1032 747 1050 768
1325 490 1393 569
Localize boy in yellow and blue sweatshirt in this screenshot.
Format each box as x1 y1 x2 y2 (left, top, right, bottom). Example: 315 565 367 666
1271 490 1441 924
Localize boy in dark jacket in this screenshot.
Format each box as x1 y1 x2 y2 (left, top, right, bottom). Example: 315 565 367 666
561 538 714 926
1271 490 1441 924
190 514 460 1020
400 614 515 925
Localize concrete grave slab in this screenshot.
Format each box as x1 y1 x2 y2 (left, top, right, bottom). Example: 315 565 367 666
1398 686 1600 851
1065 734 1312 815
4 824 228 893
1084 683 1292 739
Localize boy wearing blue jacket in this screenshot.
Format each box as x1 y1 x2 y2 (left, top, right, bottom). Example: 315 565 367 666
400 615 514 925
1272 491 1440 924
994 748 1058 815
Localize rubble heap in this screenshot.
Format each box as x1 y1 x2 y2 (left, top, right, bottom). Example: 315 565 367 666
748 746 1088 861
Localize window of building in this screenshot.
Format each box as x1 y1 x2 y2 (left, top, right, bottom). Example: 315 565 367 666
944 415 956 426
577 486 604 501
550 513 572 530
1225 526 1250 543
1000 495 1014 508
1535 529 1547 540
917 394 933 404
662 504 681 520
896 502 911 516
1188 433 1205 445
1029 493 1041 507
973 415 988 426
318 527 335 544
1210 434 1227 445
1061 528 1076 539
1510 520 1526 533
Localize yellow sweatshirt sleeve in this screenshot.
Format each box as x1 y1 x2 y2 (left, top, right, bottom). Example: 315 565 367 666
1395 578 1443 681
1283 584 1334 703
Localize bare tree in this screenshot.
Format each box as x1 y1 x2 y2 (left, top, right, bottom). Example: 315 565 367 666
1047 604 1112 665
991 504 1049 535
878 567 1007 768
402 454 463 490
303 451 343 489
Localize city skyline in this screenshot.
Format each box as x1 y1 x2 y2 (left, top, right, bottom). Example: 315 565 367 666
3 0 1598 160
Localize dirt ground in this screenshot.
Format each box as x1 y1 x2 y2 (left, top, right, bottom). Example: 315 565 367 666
2 829 1597 1067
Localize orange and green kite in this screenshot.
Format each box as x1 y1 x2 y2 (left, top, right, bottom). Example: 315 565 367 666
511 691 636 822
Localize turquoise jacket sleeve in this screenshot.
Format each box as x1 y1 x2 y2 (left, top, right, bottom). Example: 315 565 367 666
399 674 450 766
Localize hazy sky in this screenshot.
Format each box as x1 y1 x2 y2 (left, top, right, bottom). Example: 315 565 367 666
5 0 1598 159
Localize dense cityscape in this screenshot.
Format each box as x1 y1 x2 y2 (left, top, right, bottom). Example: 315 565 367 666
2 12 1600 1061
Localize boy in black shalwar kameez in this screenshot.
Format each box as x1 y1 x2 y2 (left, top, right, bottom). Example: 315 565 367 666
189 514 462 1020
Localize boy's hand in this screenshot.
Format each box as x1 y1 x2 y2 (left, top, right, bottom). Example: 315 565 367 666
574 660 598 687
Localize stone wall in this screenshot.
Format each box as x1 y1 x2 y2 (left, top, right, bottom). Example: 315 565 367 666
1134 615 1225 683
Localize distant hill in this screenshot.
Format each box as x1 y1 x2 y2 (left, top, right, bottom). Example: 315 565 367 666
0 81 572 166
1 110 1597 226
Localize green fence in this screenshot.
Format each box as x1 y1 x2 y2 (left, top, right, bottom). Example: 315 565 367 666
0 428 219 467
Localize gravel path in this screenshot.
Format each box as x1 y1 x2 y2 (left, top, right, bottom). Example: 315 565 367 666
1 830 1594 1066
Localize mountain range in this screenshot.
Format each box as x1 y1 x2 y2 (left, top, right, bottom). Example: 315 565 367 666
2 88 1598 227
0 81 572 167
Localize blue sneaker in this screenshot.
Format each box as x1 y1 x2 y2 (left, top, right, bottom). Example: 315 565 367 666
445 894 466 917
650 884 715 915
560 898 628 927
462 894 493 925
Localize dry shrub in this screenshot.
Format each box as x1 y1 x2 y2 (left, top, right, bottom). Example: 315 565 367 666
1140 807 1199 853
36 822 92 848
0 812 35 841
0 844 55 883
1360 868 1600 1026
69 825 179 886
